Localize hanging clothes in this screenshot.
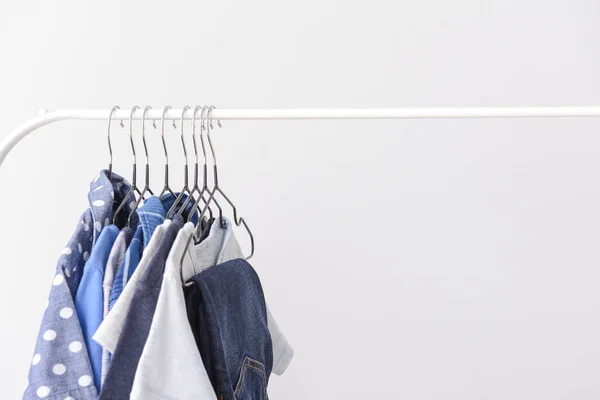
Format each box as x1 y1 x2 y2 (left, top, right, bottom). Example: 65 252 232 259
24 170 133 400
181 217 295 376
24 106 293 399
99 215 184 399
109 194 198 308
92 221 169 358
129 217 293 399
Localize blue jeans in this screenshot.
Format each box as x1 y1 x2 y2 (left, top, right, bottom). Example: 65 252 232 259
185 259 273 399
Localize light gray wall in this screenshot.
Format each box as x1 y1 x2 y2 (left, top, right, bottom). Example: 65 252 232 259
1 1 600 398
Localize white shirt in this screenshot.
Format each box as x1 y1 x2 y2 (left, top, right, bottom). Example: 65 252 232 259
130 222 216 400
92 221 170 353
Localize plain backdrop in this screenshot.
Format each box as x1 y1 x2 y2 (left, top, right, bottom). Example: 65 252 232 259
1 1 600 399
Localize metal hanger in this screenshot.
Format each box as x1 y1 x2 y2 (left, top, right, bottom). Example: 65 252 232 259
179 105 220 221
159 106 177 200
126 106 155 226
193 106 255 256
166 106 194 218
107 105 124 179
179 105 254 287
192 105 223 228
113 106 140 225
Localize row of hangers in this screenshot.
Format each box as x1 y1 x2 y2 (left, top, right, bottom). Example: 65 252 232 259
104 105 254 273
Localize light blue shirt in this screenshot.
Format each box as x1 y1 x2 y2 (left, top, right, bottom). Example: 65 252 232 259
75 225 119 391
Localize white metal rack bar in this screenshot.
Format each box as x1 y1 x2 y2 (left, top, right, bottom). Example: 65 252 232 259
2 107 600 167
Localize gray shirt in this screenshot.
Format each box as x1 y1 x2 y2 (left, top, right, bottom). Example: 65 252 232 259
100 227 134 384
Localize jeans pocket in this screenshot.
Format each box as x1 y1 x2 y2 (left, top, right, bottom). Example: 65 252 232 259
234 356 267 400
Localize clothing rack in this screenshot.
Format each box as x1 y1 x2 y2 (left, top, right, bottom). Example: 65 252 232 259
2 106 600 167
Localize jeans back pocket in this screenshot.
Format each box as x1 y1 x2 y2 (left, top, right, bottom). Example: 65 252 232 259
234 356 267 400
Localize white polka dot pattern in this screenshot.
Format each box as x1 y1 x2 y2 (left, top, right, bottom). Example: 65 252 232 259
78 375 92 387
59 307 73 319
36 385 50 398
69 341 83 353
52 274 64 286
32 354 41 366
43 330 56 341
52 364 66 375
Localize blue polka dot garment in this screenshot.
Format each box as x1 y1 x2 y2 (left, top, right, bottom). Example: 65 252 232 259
24 170 136 400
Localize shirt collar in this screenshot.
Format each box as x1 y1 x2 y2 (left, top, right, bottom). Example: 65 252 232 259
88 169 137 241
188 216 232 277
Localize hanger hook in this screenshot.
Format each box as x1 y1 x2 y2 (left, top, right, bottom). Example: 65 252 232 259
199 106 209 168
107 105 123 178
206 105 222 190
124 105 155 226
180 106 191 172
141 106 152 188
161 106 172 175
208 105 222 129
204 105 224 226
129 106 140 186
191 106 202 168
206 105 218 167
111 106 139 226
164 106 193 219
159 106 177 199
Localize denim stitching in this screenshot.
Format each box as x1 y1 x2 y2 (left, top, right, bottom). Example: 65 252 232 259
247 359 265 370
234 356 267 399
247 365 265 374
234 360 248 397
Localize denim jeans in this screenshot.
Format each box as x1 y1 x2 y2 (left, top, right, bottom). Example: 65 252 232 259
185 258 273 400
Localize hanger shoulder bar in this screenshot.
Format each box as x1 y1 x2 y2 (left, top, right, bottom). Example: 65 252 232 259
2 107 600 167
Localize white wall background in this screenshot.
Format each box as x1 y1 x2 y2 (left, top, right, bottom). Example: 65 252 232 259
1 1 600 398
